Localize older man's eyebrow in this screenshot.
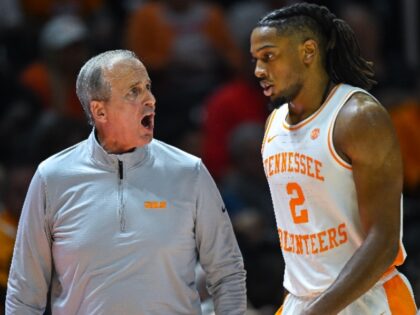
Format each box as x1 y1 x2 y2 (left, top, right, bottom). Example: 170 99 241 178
129 81 141 89
129 78 152 88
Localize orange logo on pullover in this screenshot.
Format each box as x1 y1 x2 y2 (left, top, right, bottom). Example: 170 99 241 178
144 201 167 209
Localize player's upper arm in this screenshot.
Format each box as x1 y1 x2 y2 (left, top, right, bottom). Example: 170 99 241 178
333 93 402 238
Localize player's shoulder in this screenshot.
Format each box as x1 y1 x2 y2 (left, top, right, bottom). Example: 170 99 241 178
338 90 390 130
334 88 396 158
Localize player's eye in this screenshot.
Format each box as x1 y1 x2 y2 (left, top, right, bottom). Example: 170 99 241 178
262 53 274 62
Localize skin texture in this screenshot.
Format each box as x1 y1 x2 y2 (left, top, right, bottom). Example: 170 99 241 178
251 26 402 314
90 57 156 154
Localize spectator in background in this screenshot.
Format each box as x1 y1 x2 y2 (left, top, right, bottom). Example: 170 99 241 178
219 123 284 312
19 14 90 120
0 63 41 166
227 0 291 44
220 123 273 226
19 0 103 21
388 90 420 196
0 0 38 74
125 0 243 143
201 76 268 180
337 1 413 91
201 1 269 180
0 0 22 32
0 0 24 70
29 113 91 163
337 2 387 88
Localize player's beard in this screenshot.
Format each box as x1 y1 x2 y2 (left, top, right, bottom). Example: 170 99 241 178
269 81 303 110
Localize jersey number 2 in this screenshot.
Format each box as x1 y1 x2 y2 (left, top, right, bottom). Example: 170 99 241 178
286 182 309 224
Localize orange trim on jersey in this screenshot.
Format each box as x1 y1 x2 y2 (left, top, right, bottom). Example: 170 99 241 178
382 266 397 280
327 123 352 170
262 109 278 152
381 244 406 280
275 305 284 315
394 241 406 266
383 275 417 314
282 84 341 131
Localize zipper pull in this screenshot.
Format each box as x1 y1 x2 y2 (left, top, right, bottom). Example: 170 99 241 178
118 160 123 180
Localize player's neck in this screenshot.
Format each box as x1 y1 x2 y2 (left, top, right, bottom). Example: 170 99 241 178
287 77 333 124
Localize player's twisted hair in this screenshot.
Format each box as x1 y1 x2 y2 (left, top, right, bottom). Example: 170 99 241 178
257 2 376 90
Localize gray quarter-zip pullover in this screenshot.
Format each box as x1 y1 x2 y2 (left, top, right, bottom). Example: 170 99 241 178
6 131 246 315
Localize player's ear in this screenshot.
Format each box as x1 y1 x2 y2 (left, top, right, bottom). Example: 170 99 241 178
301 39 317 65
90 101 107 123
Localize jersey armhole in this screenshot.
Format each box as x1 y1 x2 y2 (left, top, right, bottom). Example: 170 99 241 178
326 90 367 171
327 120 352 170
262 109 278 152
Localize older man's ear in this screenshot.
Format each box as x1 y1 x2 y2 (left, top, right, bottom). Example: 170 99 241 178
90 101 107 123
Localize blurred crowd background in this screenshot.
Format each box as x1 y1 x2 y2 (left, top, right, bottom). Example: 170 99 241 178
0 0 419 314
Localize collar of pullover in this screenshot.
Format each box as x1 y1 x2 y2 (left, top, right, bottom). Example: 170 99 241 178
87 130 150 170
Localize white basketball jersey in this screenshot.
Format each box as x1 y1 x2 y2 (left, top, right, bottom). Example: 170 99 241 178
261 84 405 297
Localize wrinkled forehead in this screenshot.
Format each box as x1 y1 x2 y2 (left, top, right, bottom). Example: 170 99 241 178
104 57 149 83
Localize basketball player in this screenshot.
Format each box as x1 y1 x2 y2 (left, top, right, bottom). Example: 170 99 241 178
6 50 246 314
250 3 417 314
